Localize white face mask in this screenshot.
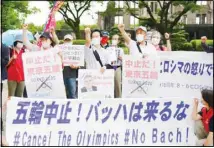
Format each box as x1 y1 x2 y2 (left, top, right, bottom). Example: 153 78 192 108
91 37 100 46
151 38 160 45
42 41 51 49
136 34 144 42
112 40 118 46
16 42 23 49
65 42 73 45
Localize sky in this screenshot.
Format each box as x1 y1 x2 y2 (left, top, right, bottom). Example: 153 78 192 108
25 1 108 26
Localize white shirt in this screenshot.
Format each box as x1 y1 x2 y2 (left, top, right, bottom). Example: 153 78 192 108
84 45 111 69
106 46 124 66
128 40 157 56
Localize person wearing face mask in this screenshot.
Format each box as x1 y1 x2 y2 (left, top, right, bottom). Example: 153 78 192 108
62 34 79 99
84 28 113 73
101 31 110 49
118 24 156 57
106 34 124 98
6 36 25 97
151 31 172 51
22 24 60 54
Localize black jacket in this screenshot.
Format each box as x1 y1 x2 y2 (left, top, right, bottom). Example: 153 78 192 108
201 42 213 53
1 44 10 80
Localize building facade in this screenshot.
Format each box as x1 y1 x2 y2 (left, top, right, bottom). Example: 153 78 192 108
97 1 213 39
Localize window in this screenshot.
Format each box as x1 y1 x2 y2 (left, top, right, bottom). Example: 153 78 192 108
155 2 158 13
202 14 207 24
151 2 154 12
183 15 188 24
196 14 200 24
196 1 207 5
115 16 123 24
130 16 139 25
130 1 138 8
115 1 124 8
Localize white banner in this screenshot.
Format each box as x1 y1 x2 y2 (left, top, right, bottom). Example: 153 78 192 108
78 69 114 99
6 97 196 146
122 55 160 98
122 52 213 98
57 44 84 66
22 50 66 99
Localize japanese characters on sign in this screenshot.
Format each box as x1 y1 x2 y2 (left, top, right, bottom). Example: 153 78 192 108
122 52 213 98
6 97 195 146
57 44 84 66
78 69 114 99
22 50 66 98
122 55 160 98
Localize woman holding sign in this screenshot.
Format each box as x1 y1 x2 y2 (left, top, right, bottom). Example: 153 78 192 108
192 89 213 146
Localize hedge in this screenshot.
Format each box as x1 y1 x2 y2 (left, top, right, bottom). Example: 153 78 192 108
190 40 213 51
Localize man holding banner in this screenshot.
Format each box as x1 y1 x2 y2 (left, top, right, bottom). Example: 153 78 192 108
62 34 79 99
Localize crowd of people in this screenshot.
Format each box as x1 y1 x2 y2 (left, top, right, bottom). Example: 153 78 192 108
1 23 213 146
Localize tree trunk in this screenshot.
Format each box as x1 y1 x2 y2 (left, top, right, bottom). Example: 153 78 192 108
73 20 80 39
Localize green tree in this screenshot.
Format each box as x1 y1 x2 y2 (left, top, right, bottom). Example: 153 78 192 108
56 20 71 30
2 1 39 31
27 23 43 34
49 1 93 39
125 0 202 35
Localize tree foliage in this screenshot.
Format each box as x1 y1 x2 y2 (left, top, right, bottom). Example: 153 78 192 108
2 1 39 31
125 0 202 35
49 1 93 39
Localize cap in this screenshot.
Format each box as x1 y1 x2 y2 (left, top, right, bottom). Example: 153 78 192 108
40 32 52 40
64 34 73 40
101 31 109 37
14 34 23 43
136 26 147 33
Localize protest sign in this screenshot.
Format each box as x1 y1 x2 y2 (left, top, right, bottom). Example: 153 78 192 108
122 52 213 98
22 50 66 99
6 97 196 146
122 55 160 98
107 47 124 66
78 69 114 99
57 44 84 66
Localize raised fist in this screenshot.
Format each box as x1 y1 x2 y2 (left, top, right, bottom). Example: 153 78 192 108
164 33 170 40
85 27 91 34
22 24 28 30
118 24 125 31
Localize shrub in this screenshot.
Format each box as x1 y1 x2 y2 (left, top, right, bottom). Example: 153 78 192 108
190 39 213 51
179 42 194 51
59 40 86 45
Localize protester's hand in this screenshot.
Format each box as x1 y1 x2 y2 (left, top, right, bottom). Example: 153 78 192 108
85 27 91 34
12 54 17 59
164 33 170 40
100 67 105 74
2 136 9 146
118 24 125 32
70 64 79 69
118 56 122 61
49 27 55 34
22 24 28 30
194 98 199 106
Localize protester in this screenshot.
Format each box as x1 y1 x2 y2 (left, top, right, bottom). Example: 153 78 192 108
62 34 78 99
124 32 131 48
84 28 113 72
201 36 213 53
192 89 213 146
22 24 60 53
106 34 124 98
101 31 110 49
118 24 157 57
1 44 10 94
6 35 25 97
151 31 172 51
